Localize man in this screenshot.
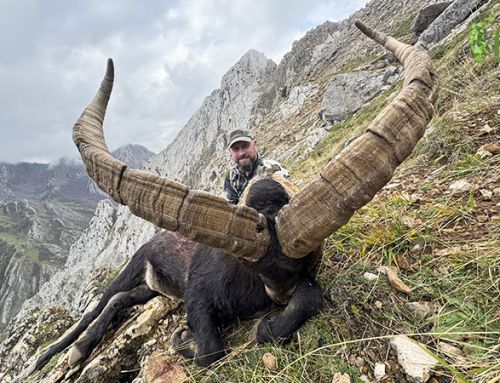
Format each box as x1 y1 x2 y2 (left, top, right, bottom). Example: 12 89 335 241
224 129 289 204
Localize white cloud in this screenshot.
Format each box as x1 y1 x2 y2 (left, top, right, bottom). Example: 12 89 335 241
0 0 368 163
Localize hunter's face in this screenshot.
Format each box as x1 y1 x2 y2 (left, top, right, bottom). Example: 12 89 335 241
229 140 258 172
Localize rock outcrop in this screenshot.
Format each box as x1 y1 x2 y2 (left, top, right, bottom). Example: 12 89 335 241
412 1 452 34
418 0 488 48
320 69 388 124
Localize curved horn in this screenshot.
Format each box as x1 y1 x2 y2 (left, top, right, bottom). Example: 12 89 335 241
276 21 439 259
73 59 269 261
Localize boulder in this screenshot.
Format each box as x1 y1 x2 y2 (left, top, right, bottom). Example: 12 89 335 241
418 0 488 48
306 128 328 148
320 71 385 123
412 2 452 35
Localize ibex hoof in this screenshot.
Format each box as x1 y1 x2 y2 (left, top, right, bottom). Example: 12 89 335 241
170 325 196 357
67 346 85 367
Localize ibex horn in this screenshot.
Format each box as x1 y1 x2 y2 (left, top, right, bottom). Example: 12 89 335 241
275 21 439 258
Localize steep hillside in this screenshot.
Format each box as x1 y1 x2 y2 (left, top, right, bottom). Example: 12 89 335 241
0 0 497 382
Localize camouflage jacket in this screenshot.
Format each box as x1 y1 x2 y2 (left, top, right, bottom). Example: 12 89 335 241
223 157 289 204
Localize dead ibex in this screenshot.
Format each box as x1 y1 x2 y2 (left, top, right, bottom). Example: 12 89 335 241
21 21 438 375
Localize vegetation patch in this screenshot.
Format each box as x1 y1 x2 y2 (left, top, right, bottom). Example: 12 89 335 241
0 233 39 263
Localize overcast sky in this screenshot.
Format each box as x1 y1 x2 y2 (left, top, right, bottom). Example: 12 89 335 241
0 0 369 164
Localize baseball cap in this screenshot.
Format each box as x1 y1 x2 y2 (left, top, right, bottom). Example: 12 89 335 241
227 129 253 149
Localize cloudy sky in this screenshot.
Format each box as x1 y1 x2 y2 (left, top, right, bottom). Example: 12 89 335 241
0 0 369 164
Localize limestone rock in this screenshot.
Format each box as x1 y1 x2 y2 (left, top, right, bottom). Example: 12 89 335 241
418 0 488 49
320 70 385 123
374 362 386 379
448 179 473 194
143 353 188 383
363 272 379 281
382 65 399 83
306 128 328 148
479 189 493 200
0 306 73 382
412 2 452 34
390 335 438 383
279 84 318 120
405 301 437 320
74 297 178 383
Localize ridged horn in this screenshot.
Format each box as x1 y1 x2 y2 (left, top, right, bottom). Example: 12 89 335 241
73 59 270 261
275 21 439 259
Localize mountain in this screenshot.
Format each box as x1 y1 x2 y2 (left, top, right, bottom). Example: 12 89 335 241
0 159 104 207
0 144 154 207
1 0 497 381
0 144 154 332
111 144 155 169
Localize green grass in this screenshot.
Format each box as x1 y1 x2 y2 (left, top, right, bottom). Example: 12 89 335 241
391 14 417 39
0 233 39 263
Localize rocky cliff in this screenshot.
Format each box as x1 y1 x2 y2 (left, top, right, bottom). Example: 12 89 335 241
1 0 496 381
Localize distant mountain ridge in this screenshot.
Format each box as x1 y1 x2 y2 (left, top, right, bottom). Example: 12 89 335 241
0 143 154 331
0 144 155 206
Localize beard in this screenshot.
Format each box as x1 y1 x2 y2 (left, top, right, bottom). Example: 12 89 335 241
237 157 253 173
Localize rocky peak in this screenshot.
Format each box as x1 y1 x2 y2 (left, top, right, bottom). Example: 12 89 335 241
111 144 155 169
146 49 277 189
282 21 342 79
221 49 276 89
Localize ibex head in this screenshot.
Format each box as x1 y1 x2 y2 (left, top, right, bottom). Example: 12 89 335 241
72 21 439 261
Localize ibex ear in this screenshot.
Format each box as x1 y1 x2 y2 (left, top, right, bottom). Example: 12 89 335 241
276 21 439 259
73 59 270 262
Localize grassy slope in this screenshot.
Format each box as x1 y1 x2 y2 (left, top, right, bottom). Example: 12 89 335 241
180 8 499 383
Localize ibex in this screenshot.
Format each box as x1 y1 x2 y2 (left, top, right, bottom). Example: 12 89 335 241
21 21 438 376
